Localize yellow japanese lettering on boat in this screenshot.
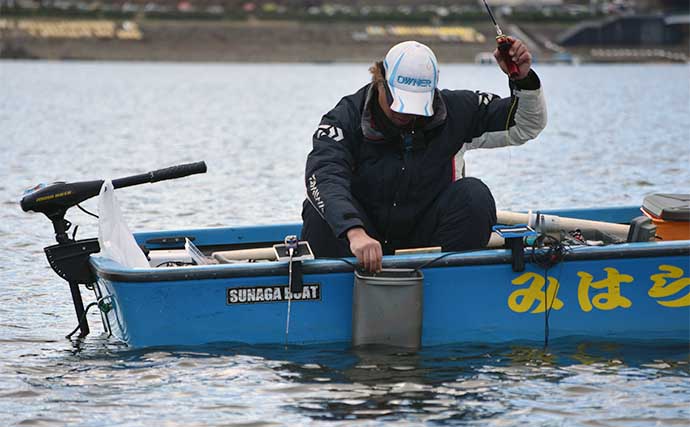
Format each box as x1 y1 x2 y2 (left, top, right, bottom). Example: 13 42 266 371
508 272 564 313
577 267 633 312
648 265 690 307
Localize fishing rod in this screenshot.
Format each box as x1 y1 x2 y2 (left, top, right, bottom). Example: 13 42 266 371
481 0 520 79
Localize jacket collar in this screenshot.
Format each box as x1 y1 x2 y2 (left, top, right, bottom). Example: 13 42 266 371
361 83 448 142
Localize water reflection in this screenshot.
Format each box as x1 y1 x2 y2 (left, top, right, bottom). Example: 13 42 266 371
3 331 688 426
145 339 686 424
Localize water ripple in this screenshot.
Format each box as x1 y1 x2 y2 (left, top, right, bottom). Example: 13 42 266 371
1 62 689 426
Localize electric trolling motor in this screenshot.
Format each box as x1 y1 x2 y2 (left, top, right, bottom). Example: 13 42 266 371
21 161 207 338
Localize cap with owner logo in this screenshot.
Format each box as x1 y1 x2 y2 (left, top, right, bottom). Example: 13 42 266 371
383 41 439 117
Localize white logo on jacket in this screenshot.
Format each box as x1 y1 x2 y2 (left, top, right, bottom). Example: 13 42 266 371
315 124 344 142
308 174 325 213
476 91 499 106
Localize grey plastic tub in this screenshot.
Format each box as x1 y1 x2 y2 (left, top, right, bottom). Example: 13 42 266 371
352 268 424 349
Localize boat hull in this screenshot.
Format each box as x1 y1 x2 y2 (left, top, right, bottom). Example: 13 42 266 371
92 239 690 348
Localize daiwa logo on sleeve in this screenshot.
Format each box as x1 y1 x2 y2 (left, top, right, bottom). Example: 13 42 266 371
476 91 500 106
315 124 344 142
396 76 432 88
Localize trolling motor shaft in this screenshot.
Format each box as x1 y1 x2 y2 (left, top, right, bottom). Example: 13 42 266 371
21 161 207 338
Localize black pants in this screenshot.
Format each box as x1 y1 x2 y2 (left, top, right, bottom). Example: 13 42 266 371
301 177 497 257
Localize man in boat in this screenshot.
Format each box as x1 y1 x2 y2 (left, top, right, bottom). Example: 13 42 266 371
302 39 546 272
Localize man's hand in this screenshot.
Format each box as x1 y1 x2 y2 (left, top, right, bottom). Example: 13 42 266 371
493 36 531 80
347 227 382 272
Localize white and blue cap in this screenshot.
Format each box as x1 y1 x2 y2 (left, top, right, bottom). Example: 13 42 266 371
383 41 439 117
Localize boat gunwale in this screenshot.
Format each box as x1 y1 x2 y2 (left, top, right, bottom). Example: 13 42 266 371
91 240 690 283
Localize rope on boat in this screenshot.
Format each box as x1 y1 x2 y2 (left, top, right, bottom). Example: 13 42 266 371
284 237 298 349
76 203 99 219
65 296 113 340
285 256 293 348
322 247 488 274
529 234 571 350
65 301 98 339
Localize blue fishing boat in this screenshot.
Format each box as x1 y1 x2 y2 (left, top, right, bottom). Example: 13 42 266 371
21 163 690 348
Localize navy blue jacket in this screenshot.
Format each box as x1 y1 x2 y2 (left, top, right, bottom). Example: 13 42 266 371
305 71 546 244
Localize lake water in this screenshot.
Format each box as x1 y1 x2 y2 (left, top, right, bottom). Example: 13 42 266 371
1 61 689 426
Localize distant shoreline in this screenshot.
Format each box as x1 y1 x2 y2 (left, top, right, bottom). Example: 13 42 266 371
1 18 687 63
